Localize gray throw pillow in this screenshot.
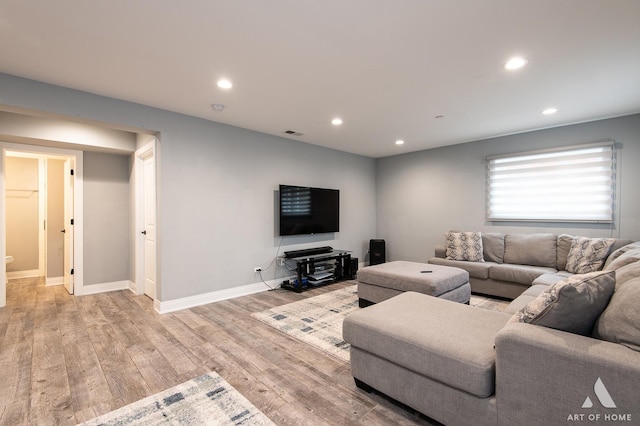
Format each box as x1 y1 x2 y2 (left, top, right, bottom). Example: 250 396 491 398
509 271 616 336
565 237 615 273
482 233 505 264
445 231 484 262
556 234 574 271
594 277 640 351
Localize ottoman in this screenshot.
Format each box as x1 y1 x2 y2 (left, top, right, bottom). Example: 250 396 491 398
343 291 512 425
357 260 470 306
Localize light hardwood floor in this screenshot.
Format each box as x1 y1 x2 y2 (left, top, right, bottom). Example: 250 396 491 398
0 278 436 425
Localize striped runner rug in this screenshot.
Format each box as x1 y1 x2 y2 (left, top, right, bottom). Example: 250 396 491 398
80 371 275 426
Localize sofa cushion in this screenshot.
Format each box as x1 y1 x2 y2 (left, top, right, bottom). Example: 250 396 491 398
565 236 615 273
489 264 556 285
603 240 637 269
531 271 573 287
612 260 640 289
594 277 640 351
556 234 574 271
445 231 484 262
503 233 557 268
482 232 505 264
428 257 492 279
509 270 615 335
604 245 640 273
343 292 512 398
504 284 548 314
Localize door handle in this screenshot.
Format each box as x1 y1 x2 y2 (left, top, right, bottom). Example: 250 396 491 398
141 230 147 235
61 229 66 233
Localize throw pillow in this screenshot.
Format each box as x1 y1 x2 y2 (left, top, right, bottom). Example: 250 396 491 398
445 231 484 262
482 233 505 264
594 277 640 351
556 234 574 271
509 270 616 336
565 237 615 273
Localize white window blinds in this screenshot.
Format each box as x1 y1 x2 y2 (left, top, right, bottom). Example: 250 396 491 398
487 142 615 222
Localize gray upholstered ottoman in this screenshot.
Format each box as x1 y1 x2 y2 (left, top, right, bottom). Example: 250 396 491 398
343 291 512 425
357 260 470 306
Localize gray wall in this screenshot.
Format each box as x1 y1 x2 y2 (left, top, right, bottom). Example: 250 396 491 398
376 114 640 262
0 73 377 302
83 152 131 285
157 115 376 301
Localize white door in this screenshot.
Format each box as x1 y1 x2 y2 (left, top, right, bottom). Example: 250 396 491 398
63 158 74 294
142 154 156 299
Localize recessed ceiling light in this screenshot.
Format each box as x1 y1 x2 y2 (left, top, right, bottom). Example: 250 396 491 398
542 107 558 115
217 79 233 89
395 140 405 145
504 56 528 71
331 118 343 126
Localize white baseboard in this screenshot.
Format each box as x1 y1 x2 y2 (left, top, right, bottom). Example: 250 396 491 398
46 276 64 286
155 277 285 314
78 280 133 296
7 269 41 279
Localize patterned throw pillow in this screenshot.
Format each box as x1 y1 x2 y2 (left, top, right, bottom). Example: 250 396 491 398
445 231 484 262
509 271 616 336
565 237 615 273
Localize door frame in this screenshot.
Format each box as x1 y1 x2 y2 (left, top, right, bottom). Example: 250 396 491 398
0 142 83 306
134 139 157 299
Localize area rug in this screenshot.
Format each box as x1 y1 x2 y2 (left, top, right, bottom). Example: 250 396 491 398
252 285 359 363
80 372 275 426
252 285 510 364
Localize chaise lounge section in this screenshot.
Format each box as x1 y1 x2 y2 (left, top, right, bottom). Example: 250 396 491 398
344 239 640 425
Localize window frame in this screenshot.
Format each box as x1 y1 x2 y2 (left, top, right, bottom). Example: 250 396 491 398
486 141 616 223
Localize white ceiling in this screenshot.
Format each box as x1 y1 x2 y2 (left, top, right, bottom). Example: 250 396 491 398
1 1 639 158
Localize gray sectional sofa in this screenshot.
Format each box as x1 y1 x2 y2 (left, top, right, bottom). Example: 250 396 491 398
428 232 632 299
344 238 640 425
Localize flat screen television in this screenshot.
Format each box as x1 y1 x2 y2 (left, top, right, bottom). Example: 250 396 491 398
279 184 340 236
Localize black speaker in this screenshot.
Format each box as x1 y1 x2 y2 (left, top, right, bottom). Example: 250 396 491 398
348 257 358 279
369 239 386 265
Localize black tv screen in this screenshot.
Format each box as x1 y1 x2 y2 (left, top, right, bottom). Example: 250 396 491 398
279 185 340 236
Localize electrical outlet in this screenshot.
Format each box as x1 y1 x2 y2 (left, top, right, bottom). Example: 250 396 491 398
254 267 262 272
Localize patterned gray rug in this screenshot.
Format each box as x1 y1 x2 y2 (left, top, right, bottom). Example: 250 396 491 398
252 285 359 363
80 372 275 426
252 285 510 364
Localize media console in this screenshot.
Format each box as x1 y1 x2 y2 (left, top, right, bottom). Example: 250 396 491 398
281 248 354 292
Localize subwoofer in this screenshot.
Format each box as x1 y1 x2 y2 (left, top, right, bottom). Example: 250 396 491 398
348 257 359 279
369 239 386 265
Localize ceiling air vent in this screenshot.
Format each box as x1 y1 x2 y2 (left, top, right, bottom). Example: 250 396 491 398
284 130 305 137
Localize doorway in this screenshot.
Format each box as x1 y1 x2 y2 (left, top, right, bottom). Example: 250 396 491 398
134 140 157 301
0 142 83 307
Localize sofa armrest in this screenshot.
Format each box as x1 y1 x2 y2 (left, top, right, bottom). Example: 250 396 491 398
495 323 640 424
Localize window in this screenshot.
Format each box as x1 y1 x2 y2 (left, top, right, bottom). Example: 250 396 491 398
487 142 615 223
